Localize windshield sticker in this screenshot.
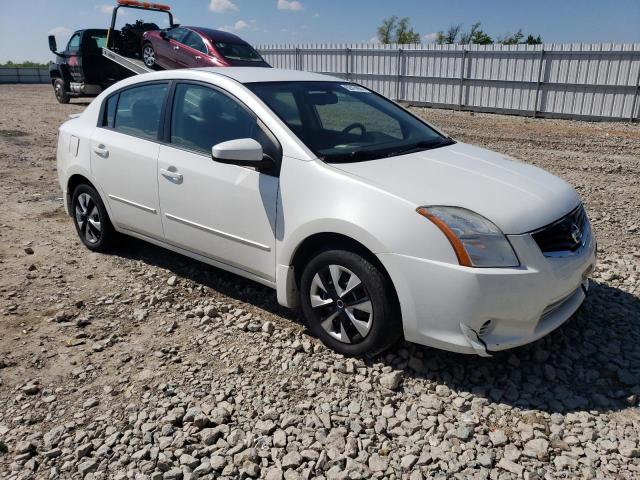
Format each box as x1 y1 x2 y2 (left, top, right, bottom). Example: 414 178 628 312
341 84 370 93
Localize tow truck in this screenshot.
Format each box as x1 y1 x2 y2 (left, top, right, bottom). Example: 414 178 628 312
48 0 174 103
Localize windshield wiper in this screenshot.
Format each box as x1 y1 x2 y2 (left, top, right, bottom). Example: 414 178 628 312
322 149 386 163
389 138 455 157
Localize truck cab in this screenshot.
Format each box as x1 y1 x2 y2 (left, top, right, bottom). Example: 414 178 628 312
48 29 132 103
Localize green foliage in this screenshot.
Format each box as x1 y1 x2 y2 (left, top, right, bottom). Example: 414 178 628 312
436 24 461 45
377 16 421 44
460 22 493 45
1 60 52 67
435 22 542 45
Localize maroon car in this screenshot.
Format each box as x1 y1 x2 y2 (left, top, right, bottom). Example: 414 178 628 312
141 27 270 69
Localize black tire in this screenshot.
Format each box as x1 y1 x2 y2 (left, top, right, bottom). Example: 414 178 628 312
53 78 70 104
299 249 402 356
71 184 117 252
142 43 157 69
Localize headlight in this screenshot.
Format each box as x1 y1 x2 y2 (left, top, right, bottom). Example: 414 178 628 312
416 206 519 267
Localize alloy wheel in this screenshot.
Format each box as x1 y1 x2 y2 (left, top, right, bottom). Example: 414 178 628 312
143 46 155 67
54 83 63 101
309 264 373 344
74 193 102 244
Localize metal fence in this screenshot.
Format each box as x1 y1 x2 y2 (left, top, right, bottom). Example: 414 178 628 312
256 43 640 121
0 67 50 84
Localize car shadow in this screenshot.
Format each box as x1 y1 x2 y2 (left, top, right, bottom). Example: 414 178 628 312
113 237 639 414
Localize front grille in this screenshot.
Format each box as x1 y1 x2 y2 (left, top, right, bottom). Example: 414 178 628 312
532 205 589 254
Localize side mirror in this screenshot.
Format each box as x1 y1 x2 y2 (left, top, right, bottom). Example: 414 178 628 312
48 35 58 53
159 30 168 40
211 138 274 170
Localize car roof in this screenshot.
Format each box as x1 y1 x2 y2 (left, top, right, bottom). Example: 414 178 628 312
195 67 344 84
186 27 248 44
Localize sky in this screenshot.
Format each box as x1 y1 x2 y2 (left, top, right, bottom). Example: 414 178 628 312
1 0 639 63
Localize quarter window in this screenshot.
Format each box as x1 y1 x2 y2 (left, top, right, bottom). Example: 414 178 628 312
170 83 258 154
113 83 167 140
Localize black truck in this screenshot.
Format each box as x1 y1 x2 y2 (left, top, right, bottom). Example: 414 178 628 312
47 29 132 104
47 1 174 103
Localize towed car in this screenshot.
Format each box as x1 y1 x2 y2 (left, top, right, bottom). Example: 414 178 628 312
142 27 270 69
55 68 596 357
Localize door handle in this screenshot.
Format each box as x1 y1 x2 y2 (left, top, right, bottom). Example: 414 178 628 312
194 56 202 60
160 168 183 183
173 45 180 50
92 145 109 158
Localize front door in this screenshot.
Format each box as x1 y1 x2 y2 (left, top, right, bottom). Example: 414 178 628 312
91 82 168 239
157 82 280 281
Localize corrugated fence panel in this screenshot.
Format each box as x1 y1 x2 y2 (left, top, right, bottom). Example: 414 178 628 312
0 67 49 84
256 43 640 121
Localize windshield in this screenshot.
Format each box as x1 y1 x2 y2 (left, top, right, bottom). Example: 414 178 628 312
248 81 452 162
214 42 264 62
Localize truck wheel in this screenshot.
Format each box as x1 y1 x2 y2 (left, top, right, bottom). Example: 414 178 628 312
53 78 70 104
142 43 157 69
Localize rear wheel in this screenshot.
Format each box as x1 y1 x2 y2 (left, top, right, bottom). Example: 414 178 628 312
142 43 156 69
71 184 116 252
53 78 69 104
299 249 402 356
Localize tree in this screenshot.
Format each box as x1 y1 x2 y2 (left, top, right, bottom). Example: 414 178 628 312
436 24 461 44
459 22 493 45
377 16 421 44
525 34 542 45
395 17 421 44
499 29 542 45
377 16 397 44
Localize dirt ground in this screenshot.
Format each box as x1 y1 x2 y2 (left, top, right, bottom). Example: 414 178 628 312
1 84 639 479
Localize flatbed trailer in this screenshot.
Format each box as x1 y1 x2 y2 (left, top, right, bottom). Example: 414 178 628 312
102 47 153 75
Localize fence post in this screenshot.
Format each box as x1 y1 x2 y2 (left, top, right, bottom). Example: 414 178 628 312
457 49 467 110
345 48 351 81
295 47 300 70
395 48 404 101
630 61 640 122
532 49 546 118
16 67 21 84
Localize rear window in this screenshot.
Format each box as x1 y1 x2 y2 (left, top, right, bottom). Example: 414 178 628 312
112 83 168 141
214 42 263 62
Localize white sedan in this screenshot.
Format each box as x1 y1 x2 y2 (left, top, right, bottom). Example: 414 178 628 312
56 67 596 356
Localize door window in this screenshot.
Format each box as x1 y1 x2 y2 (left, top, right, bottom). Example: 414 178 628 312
113 83 168 141
167 27 189 43
170 83 266 155
66 33 81 53
182 31 207 53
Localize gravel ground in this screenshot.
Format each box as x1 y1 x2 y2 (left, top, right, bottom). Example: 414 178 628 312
1 84 639 480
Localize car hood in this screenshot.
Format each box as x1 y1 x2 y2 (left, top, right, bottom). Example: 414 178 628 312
330 142 580 234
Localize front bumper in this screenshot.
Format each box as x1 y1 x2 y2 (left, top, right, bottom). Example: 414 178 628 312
378 227 596 355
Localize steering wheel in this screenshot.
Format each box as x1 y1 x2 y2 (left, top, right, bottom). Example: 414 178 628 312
342 122 367 136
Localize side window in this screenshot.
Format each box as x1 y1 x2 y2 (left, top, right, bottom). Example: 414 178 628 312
167 27 189 43
170 83 259 154
67 33 81 53
182 32 207 53
113 83 168 141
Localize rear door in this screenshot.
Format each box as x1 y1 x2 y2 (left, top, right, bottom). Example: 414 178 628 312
90 82 168 239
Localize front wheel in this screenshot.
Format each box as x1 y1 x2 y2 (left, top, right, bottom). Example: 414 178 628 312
53 78 69 104
142 43 157 69
71 184 117 252
299 249 402 356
